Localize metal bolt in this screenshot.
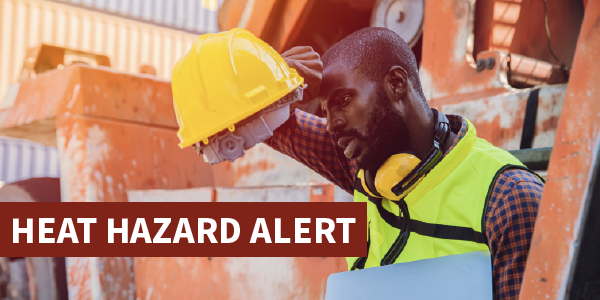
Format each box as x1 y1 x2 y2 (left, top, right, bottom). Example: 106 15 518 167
225 140 236 151
485 57 496 70
396 11 405 23
476 59 485 72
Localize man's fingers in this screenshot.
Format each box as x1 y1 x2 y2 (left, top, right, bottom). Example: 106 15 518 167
287 59 323 74
281 46 316 57
298 60 323 72
286 51 320 60
290 61 319 80
284 52 321 62
282 46 322 103
288 58 323 71
290 62 321 102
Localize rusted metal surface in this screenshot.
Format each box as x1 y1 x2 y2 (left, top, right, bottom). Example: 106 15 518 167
0 65 216 299
216 184 335 202
0 64 180 146
0 0 202 102
437 84 566 150
217 185 315 202
51 73 212 299
224 143 327 187
472 0 583 68
273 0 317 52
323 0 376 11
0 178 68 300
134 256 346 300
127 187 215 202
200 138 332 189
18 44 111 82
27 64 339 299
0 178 61 203
217 0 317 52
2 64 178 128
129 184 347 300
55 115 214 203
503 54 568 87
420 0 571 100
419 0 507 100
249 0 316 52
217 0 277 38
519 2 600 299
507 147 552 171
418 0 568 151
0 258 30 300
65 257 135 300
127 183 347 204
24 257 65 300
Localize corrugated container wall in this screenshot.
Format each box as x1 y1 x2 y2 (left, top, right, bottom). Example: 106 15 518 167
54 0 221 34
0 136 60 185
0 0 219 103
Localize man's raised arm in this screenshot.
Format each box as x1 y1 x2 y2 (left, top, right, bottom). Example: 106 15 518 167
263 47 357 194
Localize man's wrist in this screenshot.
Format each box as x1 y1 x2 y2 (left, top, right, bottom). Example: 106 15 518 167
290 102 301 114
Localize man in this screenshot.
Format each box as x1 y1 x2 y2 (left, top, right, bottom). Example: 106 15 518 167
268 27 544 299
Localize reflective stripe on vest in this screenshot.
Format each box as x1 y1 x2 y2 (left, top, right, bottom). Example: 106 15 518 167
347 119 533 270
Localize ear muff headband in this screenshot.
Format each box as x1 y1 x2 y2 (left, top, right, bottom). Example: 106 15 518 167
390 109 450 197
360 169 381 198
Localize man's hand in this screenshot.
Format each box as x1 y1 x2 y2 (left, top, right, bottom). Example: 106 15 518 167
282 46 323 104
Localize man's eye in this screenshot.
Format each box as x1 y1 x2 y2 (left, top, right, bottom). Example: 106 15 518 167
340 96 350 105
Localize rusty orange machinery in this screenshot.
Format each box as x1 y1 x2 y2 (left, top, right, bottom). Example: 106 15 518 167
520 1 600 299
218 0 585 164
218 0 583 149
0 55 345 299
218 0 583 66
0 1 597 300
0 60 211 299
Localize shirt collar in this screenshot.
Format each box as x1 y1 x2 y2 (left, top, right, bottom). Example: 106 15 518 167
445 114 468 155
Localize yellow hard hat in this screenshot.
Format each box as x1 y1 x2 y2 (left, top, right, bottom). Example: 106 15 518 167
172 28 304 149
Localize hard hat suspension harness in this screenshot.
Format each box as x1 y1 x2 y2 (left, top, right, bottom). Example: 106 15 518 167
193 85 305 165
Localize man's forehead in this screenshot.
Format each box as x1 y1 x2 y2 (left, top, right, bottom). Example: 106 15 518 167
320 63 356 98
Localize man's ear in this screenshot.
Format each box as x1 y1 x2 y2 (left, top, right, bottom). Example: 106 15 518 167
386 66 409 100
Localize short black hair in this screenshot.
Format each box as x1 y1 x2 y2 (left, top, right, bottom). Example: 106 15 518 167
322 27 423 97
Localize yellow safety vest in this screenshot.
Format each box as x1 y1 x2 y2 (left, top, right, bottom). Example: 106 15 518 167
347 119 534 270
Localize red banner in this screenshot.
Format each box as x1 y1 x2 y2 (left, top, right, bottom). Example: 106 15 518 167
0 202 367 257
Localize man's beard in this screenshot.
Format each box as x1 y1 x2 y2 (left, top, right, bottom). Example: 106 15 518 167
350 87 411 171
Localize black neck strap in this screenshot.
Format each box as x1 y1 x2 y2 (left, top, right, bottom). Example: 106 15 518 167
389 109 450 197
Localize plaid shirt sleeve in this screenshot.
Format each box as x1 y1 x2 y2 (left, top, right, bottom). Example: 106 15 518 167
264 109 358 194
486 169 544 300
446 115 543 299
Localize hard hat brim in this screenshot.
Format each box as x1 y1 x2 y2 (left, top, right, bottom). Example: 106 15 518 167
177 77 303 149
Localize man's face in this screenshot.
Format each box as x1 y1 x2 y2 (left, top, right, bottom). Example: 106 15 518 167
319 63 411 171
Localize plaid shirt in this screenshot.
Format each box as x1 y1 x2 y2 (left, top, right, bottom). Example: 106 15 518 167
265 109 544 299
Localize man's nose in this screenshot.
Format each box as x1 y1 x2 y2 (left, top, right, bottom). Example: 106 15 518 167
326 115 346 134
